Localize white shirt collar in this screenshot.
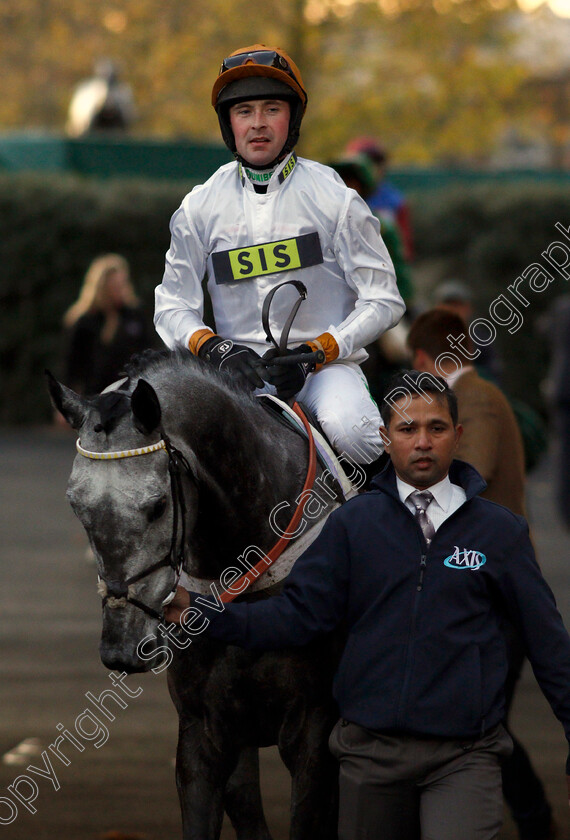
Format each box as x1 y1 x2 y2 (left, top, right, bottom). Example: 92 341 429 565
396 473 454 514
238 151 297 193
445 364 474 389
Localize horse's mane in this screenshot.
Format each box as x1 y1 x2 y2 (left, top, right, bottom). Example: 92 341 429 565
123 348 262 412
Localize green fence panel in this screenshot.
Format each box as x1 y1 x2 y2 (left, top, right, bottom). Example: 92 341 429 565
2 134 570 188
0 134 232 182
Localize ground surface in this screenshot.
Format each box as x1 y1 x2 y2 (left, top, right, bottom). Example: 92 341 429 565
0 426 568 839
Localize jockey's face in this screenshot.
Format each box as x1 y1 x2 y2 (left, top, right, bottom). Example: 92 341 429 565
229 99 290 167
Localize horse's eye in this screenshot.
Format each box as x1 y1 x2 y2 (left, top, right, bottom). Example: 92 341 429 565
147 497 168 523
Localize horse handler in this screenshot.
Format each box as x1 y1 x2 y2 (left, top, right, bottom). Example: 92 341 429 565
154 44 404 465
165 371 570 840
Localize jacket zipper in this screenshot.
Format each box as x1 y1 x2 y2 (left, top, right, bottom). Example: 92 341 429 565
396 556 426 727
417 554 427 591
392 492 469 729
396 505 428 726
394 490 472 727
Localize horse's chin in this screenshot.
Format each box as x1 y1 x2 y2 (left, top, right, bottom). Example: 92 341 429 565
100 606 165 673
99 641 159 673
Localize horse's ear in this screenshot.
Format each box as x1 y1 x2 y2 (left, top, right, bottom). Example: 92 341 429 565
131 379 162 435
45 370 89 430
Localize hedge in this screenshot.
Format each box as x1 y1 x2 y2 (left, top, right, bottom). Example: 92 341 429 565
0 173 194 424
0 173 568 424
408 183 570 414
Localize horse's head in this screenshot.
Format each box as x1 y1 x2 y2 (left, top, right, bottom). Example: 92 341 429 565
47 372 198 673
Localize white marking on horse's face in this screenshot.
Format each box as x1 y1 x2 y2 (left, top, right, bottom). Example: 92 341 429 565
67 449 173 574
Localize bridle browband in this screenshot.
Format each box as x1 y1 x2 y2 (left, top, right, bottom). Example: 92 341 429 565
76 430 197 621
76 439 167 460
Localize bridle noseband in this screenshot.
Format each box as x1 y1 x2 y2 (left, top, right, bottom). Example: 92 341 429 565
76 430 197 622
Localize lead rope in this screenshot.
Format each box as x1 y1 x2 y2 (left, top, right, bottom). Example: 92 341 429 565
219 401 317 603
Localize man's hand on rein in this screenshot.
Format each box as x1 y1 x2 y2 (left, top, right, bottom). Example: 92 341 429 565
164 585 191 624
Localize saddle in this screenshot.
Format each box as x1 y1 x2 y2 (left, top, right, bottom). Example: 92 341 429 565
257 393 358 501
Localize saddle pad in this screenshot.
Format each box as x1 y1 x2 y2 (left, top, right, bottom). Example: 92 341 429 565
257 394 358 500
180 511 339 595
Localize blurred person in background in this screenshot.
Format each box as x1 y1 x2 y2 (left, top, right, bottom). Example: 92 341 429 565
66 58 136 137
432 279 503 385
329 153 413 405
329 153 414 310
408 308 557 840
345 135 414 261
433 281 548 473
62 254 152 397
154 45 404 466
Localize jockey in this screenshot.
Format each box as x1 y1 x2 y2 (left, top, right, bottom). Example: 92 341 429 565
154 44 405 464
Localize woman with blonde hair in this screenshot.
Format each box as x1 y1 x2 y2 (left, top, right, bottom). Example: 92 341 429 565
63 254 151 395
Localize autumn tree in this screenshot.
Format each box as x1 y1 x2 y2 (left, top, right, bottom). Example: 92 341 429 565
0 0 534 164
301 0 531 163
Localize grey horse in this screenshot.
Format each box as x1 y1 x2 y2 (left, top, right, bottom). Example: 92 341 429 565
47 349 346 840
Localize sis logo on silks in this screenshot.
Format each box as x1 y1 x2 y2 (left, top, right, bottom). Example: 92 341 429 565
444 546 487 571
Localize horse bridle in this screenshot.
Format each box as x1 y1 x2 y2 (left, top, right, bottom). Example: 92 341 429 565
76 429 197 622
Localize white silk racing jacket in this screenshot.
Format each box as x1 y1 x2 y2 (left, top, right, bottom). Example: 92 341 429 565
154 152 405 363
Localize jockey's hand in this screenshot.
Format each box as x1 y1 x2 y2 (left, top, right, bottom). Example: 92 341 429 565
199 336 264 391
262 345 317 401
163 585 191 625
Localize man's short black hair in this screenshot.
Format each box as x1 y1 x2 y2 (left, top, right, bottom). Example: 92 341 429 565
380 369 458 427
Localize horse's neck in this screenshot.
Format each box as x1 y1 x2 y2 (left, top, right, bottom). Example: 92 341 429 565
176 389 307 576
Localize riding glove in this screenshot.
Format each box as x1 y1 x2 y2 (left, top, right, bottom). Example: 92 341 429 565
262 345 317 401
198 336 265 391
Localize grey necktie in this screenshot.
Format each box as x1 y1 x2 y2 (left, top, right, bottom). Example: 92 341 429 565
409 490 436 545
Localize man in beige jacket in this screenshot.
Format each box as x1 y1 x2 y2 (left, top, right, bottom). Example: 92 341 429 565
407 309 525 516
407 307 555 840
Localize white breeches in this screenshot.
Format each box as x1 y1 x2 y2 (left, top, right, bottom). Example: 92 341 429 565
297 362 383 465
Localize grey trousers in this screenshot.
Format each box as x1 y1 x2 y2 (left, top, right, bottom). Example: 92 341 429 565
329 720 513 840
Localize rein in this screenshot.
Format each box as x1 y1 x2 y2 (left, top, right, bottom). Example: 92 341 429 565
76 431 196 621
219 400 317 603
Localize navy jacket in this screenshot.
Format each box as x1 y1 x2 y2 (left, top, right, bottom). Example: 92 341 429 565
200 460 570 770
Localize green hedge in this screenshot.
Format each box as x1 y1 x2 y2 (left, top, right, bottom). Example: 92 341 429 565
409 183 570 414
0 173 568 424
0 173 195 424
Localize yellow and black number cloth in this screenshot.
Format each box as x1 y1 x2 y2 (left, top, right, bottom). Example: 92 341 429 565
212 231 323 285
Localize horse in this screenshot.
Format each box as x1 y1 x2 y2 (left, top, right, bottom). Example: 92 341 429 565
47 349 350 840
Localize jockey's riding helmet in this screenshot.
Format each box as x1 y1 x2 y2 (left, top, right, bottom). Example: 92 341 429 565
212 44 307 164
